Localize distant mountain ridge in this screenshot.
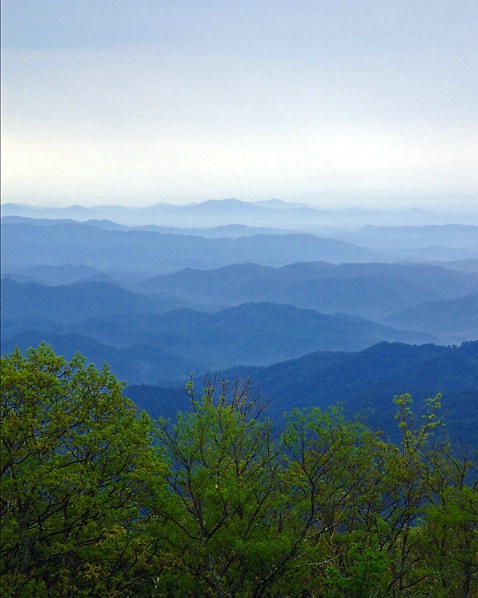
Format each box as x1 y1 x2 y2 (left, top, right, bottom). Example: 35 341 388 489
340 224 478 250
6 261 470 344
4 215 478 271
139 261 478 320
383 294 478 342
4 199 477 228
1 277 434 383
127 341 478 447
336 224 478 261
1 219 378 275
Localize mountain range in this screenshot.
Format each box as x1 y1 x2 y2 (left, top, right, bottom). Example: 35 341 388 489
1 218 377 276
2 202 477 450
138 261 478 320
127 341 478 448
2 278 434 383
3 213 478 268
5 199 477 228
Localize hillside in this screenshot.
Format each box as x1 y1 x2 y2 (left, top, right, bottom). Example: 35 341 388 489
1 219 376 276
128 341 478 446
4 264 114 286
0 331 195 383
335 224 478 261
0 279 205 331
140 261 478 320
383 294 478 343
1 280 433 383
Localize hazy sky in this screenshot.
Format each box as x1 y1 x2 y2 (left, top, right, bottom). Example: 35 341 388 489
2 0 477 209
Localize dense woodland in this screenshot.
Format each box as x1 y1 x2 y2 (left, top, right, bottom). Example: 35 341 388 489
128 341 478 450
2 345 477 597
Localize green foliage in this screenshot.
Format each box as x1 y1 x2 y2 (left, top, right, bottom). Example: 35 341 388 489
153 377 300 596
1 344 166 596
1 345 477 596
323 542 390 597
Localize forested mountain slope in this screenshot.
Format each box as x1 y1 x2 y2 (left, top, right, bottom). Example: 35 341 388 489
2 279 433 383
140 261 478 319
1 279 204 328
383 294 478 343
1 219 376 274
128 341 478 446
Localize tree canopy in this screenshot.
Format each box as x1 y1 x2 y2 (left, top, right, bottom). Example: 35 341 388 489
1 346 477 596
1 344 165 596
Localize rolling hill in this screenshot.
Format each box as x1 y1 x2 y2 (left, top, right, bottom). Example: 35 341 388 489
1 279 434 383
139 261 478 319
127 341 478 447
382 294 478 343
1 219 376 276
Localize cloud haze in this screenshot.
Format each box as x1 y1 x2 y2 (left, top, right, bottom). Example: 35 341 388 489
2 0 477 208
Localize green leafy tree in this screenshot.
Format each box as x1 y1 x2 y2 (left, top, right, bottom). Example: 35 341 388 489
153 376 304 597
418 442 478 597
3 345 476 596
280 395 472 597
282 405 394 596
1 344 166 597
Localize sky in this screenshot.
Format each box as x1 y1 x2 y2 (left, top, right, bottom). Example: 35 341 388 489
2 0 478 209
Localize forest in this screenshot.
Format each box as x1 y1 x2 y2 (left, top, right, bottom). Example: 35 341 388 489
2 344 477 597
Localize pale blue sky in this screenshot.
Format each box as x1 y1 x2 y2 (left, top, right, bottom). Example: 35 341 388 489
2 0 477 208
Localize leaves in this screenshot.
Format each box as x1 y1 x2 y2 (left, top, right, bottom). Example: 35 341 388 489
1 346 477 596
1 344 166 596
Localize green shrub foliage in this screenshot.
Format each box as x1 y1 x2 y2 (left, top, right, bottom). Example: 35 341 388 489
1 346 477 596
